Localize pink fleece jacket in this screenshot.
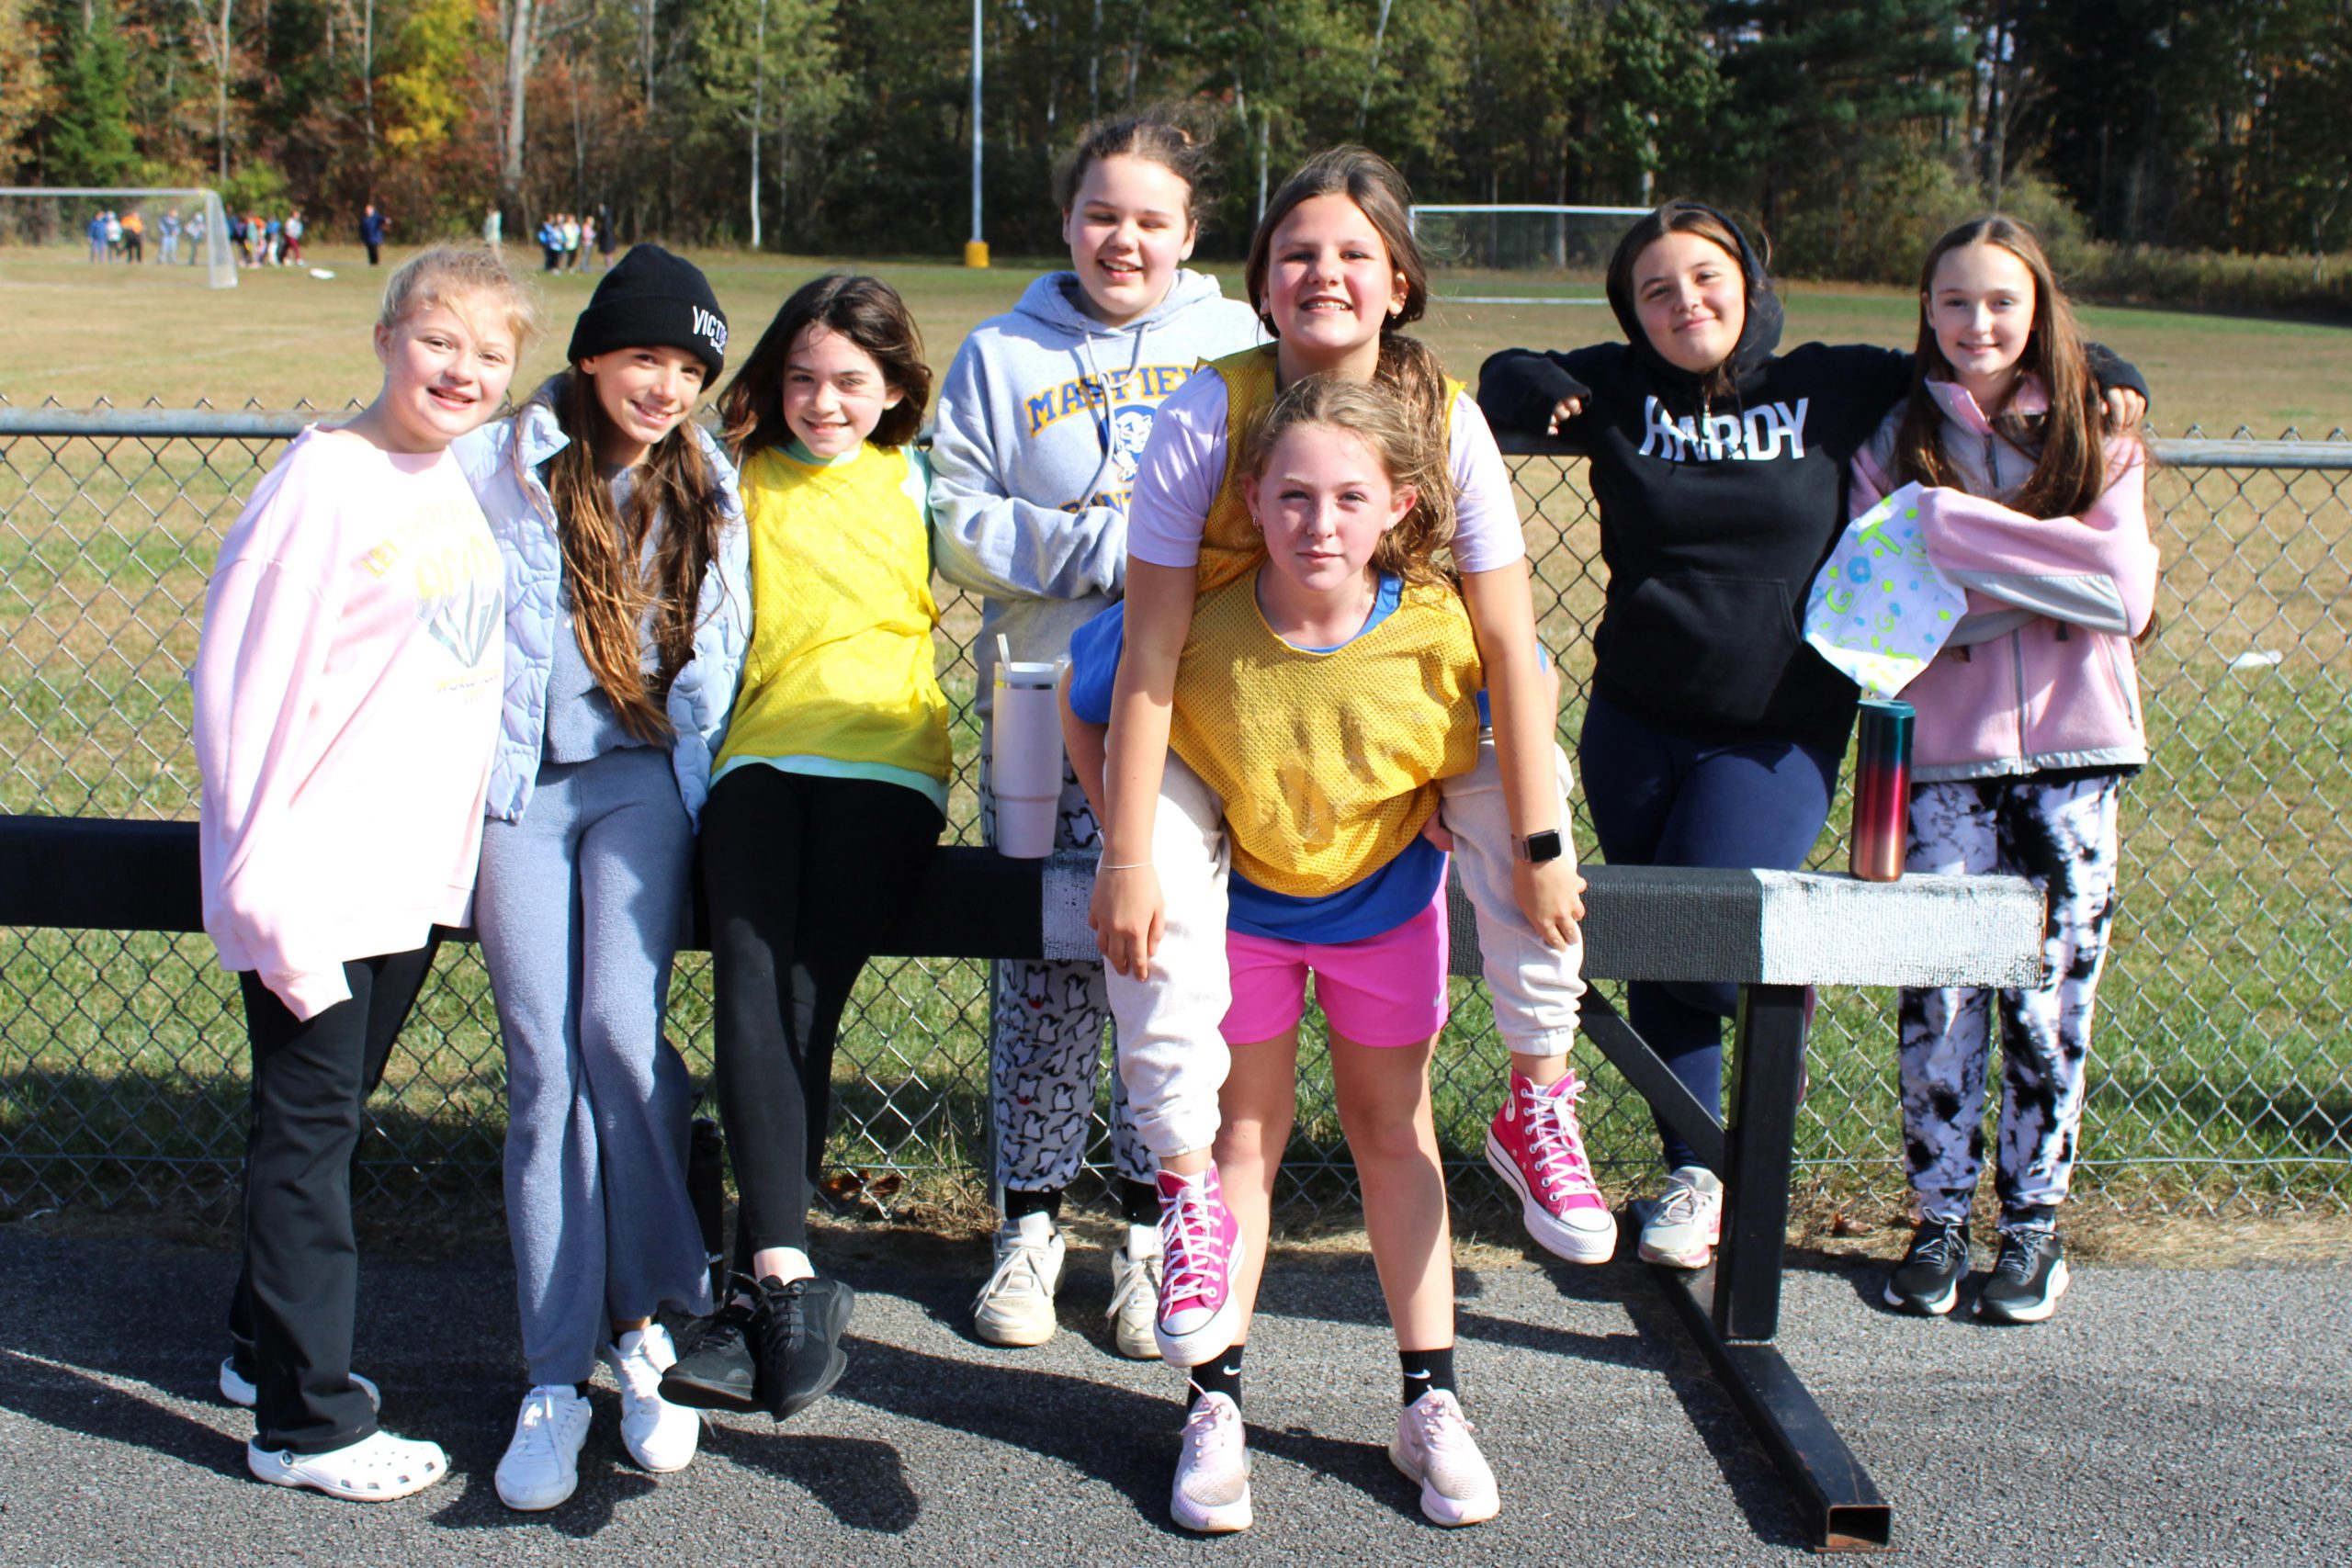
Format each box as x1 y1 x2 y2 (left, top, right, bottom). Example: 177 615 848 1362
193 426 505 1020
1851 378 2157 782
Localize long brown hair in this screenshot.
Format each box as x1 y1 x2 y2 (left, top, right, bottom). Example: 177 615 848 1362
539 366 730 742
1242 146 1452 457
719 274 930 465
1239 375 1455 589
1894 214 2123 519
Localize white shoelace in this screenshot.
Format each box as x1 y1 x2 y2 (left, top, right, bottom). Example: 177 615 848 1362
1656 1180 1711 1227
1519 1074 1599 1201
975 1229 1053 1307
1159 1182 1230 1306
1106 1247 1162 1322
510 1386 579 1461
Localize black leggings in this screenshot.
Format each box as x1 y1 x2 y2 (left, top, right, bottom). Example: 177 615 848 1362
232 942 438 1454
701 767 942 1262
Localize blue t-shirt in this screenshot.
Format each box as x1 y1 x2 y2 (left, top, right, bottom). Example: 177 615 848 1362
1065 571 1453 945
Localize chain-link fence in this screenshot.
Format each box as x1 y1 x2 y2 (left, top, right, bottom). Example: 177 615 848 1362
3 404 2346 1224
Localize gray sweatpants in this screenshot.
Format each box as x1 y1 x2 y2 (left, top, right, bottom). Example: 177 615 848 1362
476 747 714 1387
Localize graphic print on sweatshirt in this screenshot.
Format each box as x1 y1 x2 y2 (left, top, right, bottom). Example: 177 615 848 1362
361 494 504 675
1636 394 1811 464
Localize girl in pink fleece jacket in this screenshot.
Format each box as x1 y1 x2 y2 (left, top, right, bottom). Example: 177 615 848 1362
193 244 539 1501
1851 215 2157 1327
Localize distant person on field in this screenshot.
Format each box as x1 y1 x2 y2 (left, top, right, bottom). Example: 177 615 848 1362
161 209 182 265
578 212 596 265
484 206 503 247
105 210 122 259
187 208 207 264
594 204 616 271
1852 215 2157 1327
284 209 305 265
123 210 144 263
87 210 107 263
360 202 388 265
562 213 582 273
195 243 538 1504
539 215 561 273
265 215 282 265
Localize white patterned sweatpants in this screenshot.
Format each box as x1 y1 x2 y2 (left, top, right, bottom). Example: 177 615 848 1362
981 758 1154 1192
1898 772 2123 1224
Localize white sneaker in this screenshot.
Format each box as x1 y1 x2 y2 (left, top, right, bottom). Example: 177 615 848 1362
1637 1165 1724 1269
1389 1389 1500 1527
1170 1391 1252 1533
602 1324 699 1474
1106 1227 1164 1360
219 1356 379 1412
493 1384 594 1512
247 1428 447 1502
973 1211 1066 1347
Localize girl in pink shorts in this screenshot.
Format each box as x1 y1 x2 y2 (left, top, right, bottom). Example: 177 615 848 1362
1065 375 1514 1532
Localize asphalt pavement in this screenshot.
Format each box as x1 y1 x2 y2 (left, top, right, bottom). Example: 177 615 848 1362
0 1224 2345 1566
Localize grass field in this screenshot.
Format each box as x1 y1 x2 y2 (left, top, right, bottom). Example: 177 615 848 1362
3 242 2348 1225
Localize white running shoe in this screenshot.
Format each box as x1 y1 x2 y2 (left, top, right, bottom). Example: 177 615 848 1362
973 1211 1066 1347
1637 1165 1724 1269
1106 1227 1165 1360
1389 1389 1500 1527
247 1428 447 1502
602 1324 700 1473
1170 1392 1253 1533
493 1384 594 1512
219 1356 379 1412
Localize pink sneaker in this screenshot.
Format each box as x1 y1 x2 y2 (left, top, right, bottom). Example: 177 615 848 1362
1154 1168 1245 1366
1486 1070 1615 1263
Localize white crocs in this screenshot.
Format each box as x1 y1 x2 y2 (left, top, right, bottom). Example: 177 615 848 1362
246 1428 447 1502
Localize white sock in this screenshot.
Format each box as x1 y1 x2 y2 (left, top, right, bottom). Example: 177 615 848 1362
1127 1223 1161 1259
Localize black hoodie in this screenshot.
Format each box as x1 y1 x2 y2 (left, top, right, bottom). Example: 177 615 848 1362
1478 209 2143 753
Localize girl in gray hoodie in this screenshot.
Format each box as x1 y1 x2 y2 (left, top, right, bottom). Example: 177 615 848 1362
931 111 1260 1359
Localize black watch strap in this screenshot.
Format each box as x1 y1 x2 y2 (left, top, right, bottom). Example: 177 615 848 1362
1513 829 1565 864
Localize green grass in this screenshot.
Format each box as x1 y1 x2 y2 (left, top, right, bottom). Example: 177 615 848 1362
3 243 2348 1222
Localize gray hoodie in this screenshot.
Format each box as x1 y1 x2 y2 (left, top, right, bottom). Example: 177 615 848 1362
930 267 1261 726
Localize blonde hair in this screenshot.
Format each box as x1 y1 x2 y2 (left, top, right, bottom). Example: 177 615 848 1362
1239 374 1455 588
379 243 544 350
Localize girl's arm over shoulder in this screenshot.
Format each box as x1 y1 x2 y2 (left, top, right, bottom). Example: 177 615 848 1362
1917 440 2157 636
928 339 1130 604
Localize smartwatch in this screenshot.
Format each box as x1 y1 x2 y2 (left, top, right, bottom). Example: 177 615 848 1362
1512 829 1565 864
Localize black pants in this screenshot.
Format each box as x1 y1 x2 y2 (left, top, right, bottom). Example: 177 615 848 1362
701 767 942 1263
232 943 437 1454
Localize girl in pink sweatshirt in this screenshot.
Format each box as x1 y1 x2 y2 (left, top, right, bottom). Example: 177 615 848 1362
194 244 539 1500
1850 215 2157 1326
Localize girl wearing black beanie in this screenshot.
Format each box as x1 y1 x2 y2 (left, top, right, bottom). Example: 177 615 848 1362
454 243 750 1511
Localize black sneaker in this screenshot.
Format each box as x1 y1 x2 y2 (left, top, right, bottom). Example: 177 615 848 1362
1883 1217 1969 1316
1977 1224 2069 1324
660 1297 762 1413
753 1274 854 1421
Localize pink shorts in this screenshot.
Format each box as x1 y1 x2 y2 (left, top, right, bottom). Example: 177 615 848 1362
1220 883 1452 1048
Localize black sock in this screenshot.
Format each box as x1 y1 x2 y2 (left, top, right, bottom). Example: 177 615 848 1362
1004 1186 1062 1223
1188 1343 1245 1410
1119 1177 1160 1227
1400 1345 1456 1405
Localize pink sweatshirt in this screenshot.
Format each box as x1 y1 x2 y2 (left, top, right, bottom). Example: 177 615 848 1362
193 426 505 1020
1852 378 2157 782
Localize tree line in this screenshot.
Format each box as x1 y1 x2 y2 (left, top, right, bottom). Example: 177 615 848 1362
6 0 2348 285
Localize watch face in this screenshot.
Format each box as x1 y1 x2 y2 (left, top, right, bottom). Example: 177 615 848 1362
1519 829 1564 863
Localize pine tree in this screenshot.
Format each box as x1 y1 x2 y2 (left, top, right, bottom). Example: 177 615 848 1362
46 0 138 186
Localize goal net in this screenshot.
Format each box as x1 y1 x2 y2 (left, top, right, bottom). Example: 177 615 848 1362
1409 205 1649 301
0 186 238 289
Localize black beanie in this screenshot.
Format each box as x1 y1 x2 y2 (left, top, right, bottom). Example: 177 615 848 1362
566 243 729 378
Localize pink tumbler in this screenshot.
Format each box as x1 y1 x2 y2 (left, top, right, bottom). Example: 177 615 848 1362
1849 698 1914 884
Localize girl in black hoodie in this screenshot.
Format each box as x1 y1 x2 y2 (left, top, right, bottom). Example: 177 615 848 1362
1476 202 2144 1270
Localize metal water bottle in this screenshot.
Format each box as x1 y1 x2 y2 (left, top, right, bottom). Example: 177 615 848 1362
1849 698 1915 883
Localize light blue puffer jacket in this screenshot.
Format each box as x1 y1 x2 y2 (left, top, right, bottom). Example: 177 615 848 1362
454 380 751 828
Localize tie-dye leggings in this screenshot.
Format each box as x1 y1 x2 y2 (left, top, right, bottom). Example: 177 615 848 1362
1897 772 2123 1224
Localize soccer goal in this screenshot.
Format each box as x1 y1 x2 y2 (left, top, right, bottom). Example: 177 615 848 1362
1409 204 1650 304
0 186 238 288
